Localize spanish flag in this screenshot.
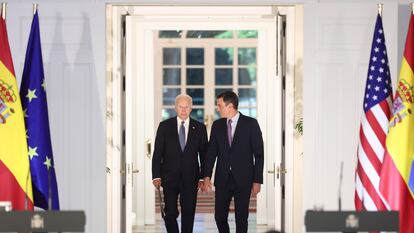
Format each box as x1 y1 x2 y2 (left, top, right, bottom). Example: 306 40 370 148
380 13 414 233
0 14 33 210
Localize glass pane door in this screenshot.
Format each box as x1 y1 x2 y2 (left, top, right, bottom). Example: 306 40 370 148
156 30 258 131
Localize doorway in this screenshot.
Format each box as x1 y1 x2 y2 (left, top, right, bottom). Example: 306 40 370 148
106 5 298 233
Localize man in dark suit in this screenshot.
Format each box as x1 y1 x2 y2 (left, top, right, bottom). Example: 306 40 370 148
152 94 208 233
203 91 264 233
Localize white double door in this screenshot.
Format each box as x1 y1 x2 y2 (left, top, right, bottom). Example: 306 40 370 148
123 6 286 233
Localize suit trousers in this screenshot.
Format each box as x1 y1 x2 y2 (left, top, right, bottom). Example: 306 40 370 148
163 180 198 233
214 172 252 233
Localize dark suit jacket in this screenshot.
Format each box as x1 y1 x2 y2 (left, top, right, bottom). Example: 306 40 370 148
152 117 208 188
203 113 264 187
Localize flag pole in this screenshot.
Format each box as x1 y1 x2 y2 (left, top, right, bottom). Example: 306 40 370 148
33 3 38 15
1 2 6 20
412 2 414 15
378 3 383 17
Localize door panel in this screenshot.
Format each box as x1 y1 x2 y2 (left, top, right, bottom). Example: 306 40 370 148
125 9 282 232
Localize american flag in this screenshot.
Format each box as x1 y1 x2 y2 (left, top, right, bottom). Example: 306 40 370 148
355 14 392 211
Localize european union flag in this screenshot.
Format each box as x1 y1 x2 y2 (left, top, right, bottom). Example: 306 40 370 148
20 11 59 210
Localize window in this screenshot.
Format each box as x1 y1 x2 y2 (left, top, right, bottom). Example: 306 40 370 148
157 30 258 124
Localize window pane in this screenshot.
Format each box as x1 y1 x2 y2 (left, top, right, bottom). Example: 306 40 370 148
163 68 181 85
186 31 233 39
215 68 232 85
159 30 183 38
238 88 256 106
186 68 204 85
186 48 204 65
237 30 258 38
215 48 233 65
162 108 176 120
190 108 204 123
186 88 204 105
163 88 180 105
163 48 181 65
239 108 257 118
238 48 256 65
238 67 256 85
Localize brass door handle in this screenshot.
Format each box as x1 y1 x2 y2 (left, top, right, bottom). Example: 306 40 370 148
277 166 287 179
268 163 276 186
204 114 214 128
146 139 152 159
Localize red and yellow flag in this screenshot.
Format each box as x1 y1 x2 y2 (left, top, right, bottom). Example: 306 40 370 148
380 13 414 233
0 15 33 210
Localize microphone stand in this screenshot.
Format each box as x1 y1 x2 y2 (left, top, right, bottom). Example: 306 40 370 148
338 161 343 211
48 167 52 210
339 162 355 233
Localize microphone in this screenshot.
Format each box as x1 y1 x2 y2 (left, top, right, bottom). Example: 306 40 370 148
338 161 343 211
48 166 52 210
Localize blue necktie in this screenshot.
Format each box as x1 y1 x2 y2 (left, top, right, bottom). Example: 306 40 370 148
179 121 186 151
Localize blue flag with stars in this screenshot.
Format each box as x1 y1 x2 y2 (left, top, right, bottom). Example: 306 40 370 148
20 11 59 210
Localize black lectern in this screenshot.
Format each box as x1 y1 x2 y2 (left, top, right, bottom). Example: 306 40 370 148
0 211 85 232
305 210 399 232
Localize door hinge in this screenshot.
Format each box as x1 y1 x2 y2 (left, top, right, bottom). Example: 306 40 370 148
122 184 125 199
122 19 126 37
122 129 126 146
122 75 126 91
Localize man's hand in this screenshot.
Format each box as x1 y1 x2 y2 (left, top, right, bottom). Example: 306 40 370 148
153 179 161 189
251 183 261 196
198 180 204 190
202 177 212 192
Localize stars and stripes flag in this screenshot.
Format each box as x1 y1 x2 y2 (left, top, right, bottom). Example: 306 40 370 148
0 13 34 210
20 11 59 210
379 12 414 233
355 13 392 211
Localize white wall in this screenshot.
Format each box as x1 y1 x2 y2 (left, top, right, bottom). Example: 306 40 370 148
303 0 413 218
8 2 105 233
5 0 413 232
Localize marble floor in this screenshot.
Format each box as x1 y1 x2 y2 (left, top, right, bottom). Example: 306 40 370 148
133 213 277 233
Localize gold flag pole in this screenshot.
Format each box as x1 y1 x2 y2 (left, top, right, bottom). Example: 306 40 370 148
412 2 414 15
1 3 6 20
33 3 38 15
378 3 383 17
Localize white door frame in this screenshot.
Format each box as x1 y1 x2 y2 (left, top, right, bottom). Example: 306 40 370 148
106 4 297 233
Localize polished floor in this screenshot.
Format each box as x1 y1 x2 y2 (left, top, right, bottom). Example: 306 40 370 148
133 213 277 233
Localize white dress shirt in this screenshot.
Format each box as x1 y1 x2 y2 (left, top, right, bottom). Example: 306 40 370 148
227 112 240 138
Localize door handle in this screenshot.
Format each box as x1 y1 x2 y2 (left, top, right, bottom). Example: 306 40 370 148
146 139 152 159
277 166 287 179
267 163 276 186
204 114 214 128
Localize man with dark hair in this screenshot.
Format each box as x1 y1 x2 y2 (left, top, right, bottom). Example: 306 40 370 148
152 94 208 233
203 91 264 233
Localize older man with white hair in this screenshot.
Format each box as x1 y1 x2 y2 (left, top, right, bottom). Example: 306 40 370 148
152 94 208 233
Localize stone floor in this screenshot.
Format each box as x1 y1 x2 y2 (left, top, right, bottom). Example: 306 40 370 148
133 213 277 233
